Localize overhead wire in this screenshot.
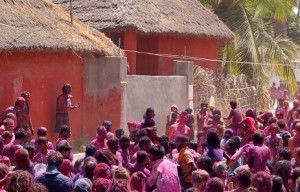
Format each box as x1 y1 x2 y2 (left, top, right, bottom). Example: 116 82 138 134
123 49 300 68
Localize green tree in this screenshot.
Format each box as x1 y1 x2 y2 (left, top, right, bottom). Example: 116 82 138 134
200 0 299 93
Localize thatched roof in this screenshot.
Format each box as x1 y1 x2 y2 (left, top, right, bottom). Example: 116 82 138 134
0 0 122 55
53 0 234 40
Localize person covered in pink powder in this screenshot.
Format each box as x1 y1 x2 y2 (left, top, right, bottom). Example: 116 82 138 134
196 102 211 132
166 105 179 135
55 83 80 133
102 120 114 140
147 144 181 192
31 127 54 153
240 114 257 146
33 137 55 164
223 100 243 136
269 82 278 107
282 100 290 123
247 130 271 174
168 111 191 141
205 114 224 139
90 126 108 150
287 100 300 127
264 123 283 165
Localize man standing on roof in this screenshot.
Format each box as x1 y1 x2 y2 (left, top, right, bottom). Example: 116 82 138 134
55 83 79 133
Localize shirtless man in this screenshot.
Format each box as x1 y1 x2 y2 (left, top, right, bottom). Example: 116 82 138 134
223 100 243 136
55 83 79 133
269 82 278 107
168 111 191 141
289 122 300 157
196 102 211 132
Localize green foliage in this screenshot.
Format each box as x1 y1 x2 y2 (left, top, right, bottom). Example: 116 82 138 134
199 0 299 93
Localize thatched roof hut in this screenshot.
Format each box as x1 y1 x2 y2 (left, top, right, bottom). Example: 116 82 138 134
0 0 121 55
53 0 234 39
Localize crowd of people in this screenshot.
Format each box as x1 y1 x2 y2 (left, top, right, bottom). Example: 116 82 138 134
2 83 300 192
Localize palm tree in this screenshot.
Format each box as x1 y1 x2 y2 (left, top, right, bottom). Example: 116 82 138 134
198 0 299 109
200 0 299 91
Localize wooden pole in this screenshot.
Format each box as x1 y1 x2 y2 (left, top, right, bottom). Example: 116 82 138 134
69 0 73 23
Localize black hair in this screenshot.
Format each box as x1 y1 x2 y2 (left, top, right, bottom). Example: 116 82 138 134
137 129 147 137
231 136 241 149
94 149 117 166
139 136 151 148
159 135 169 142
268 117 277 125
23 143 35 152
224 129 233 138
169 141 176 148
57 141 72 152
116 128 124 134
47 152 63 167
175 135 190 144
107 138 119 149
277 120 286 129
292 167 300 182
145 108 155 115
180 111 188 116
206 177 224 192
273 160 292 191
102 121 112 131
2 131 12 139
213 109 221 116
253 131 264 145
206 130 220 148
196 156 213 176
59 125 70 135
148 144 165 159
14 128 26 139
62 83 71 94
189 140 197 151
36 137 48 145
136 151 148 163
237 169 251 187
119 135 130 143
230 100 237 108
85 144 97 157
227 138 238 150
185 108 193 113
212 114 221 122
272 175 283 192
277 148 291 161
200 102 208 108
37 127 47 136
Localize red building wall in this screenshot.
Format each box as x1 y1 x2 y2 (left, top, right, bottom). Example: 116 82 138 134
157 35 219 75
0 51 84 143
118 30 219 75
136 35 159 75
0 52 126 148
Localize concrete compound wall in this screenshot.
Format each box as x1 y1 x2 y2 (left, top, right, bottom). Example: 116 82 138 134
82 55 127 140
124 76 188 135
123 61 193 135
